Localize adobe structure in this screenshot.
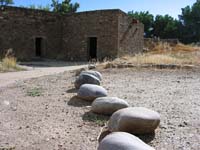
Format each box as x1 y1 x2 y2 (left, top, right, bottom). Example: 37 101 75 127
0 6 144 61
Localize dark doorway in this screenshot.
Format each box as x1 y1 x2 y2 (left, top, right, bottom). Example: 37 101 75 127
35 37 42 57
88 37 97 60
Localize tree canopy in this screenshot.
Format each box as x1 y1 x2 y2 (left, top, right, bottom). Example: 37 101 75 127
0 0 13 6
51 0 80 14
153 15 180 39
28 4 51 11
179 0 200 43
129 0 200 43
128 11 154 37
18 0 80 14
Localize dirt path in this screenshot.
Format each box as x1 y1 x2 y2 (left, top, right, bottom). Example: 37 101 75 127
0 62 87 88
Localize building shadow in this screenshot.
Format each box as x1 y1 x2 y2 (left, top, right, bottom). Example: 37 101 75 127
19 60 88 68
67 96 91 107
82 111 110 127
137 132 155 144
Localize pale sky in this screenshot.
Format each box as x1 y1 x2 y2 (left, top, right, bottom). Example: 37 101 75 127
14 0 196 18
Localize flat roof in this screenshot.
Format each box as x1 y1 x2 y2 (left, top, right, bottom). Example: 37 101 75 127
1 6 127 16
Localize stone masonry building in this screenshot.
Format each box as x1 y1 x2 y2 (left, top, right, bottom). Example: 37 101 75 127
0 6 144 61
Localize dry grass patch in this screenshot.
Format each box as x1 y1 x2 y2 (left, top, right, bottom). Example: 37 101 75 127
150 43 200 54
98 42 200 69
121 54 193 65
0 57 24 72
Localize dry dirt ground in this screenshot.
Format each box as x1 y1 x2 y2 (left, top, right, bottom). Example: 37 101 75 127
0 68 200 150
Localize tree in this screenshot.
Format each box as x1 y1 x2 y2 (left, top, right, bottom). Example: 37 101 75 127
29 4 51 11
51 0 80 14
128 11 154 37
153 15 180 39
179 1 200 43
0 0 14 6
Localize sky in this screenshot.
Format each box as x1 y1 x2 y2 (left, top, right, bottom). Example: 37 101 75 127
13 0 196 18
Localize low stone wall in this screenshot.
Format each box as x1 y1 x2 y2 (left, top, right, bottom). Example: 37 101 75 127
144 38 179 46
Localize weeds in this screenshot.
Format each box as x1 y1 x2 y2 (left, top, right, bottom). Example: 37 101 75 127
27 87 43 97
2 57 17 68
0 48 24 72
83 112 109 126
0 57 24 72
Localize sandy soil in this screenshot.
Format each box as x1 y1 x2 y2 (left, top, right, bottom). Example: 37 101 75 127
0 68 200 150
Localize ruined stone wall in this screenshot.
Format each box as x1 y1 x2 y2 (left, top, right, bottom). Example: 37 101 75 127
118 12 144 56
0 6 62 60
61 10 119 61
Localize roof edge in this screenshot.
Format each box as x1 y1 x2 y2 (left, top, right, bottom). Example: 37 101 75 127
0 6 128 16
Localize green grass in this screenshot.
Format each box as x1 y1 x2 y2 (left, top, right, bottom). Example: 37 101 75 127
83 112 109 126
27 87 43 97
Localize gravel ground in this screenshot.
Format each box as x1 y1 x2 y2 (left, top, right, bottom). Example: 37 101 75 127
0 68 200 150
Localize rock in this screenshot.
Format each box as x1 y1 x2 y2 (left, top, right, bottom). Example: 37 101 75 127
75 68 87 76
98 132 155 150
77 84 108 101
80 70 102 81
88 64 96 69
75 73 100 89
92 97 129 115
108 107 160 134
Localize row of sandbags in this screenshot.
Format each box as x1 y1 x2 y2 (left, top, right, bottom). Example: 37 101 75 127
74 70 160 150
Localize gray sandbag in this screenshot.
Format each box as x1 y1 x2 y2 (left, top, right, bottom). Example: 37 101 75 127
92 97 129 115
98 132 155 150
108 107 160 134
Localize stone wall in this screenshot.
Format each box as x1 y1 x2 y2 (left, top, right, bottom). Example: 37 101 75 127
144 38 179 46
0 6 144 61
61 10 119 61
118 12 144 56
0 6 62 60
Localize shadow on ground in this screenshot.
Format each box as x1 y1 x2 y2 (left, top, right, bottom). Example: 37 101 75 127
137 132 155 144
82 111 110 127
98 129 155 143
68 96 91 107
19 61 87 68
66 88 77 93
